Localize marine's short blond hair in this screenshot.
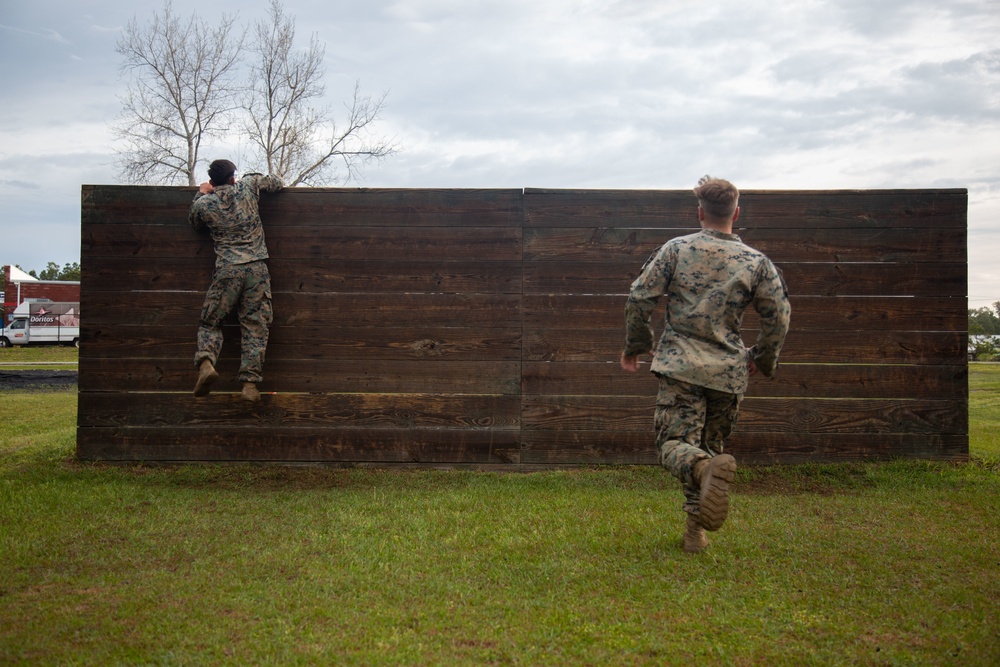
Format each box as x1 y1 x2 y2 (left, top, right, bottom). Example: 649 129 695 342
693 175 739 220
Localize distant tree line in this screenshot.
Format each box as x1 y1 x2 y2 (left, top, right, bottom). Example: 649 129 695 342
969 302 1000 361
1 263 81 290
29 262 82 281
969 303 1000 335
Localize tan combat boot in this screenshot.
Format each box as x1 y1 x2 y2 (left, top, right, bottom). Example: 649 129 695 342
693 454 737 531
241 382 260 403
683 513 709 553
193 359 219 397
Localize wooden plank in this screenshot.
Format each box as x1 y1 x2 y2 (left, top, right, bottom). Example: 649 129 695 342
82 186 524 227
81 258 968 300
83 223 523 261
77 426 967 466
258 188 525 228
520 430 656 465
81 185 196 226
76 427 522 464
738 191 967 230
81 257 522 294
739 227 966 264
521 362 967 400
78 392 520 429
80 292 522 328
84 187 965 230
523 329 967 364
82 324 522 361
737 398 967 434
523 261 967 297
521 396 967 434
523 227 690 263
519 431 968 465
523 295 967 331
523 188 967 229
78 358 522 394
523 189 695 229
782 262 967 297
523 226 964 263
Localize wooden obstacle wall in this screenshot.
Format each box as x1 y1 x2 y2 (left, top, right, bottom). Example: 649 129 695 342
77 186 969 466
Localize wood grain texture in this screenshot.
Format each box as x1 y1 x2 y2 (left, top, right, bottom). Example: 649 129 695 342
521 396 967 434
523 261 967 296
523 226 964 263
78 186 969 464
78 392 520 429
522 188 967 229
520 362 967 399
521 329 967 364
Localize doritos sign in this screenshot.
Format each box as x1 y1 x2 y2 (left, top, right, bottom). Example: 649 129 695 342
29 303 80 328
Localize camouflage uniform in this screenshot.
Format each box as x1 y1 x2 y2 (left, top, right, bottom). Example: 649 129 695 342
189 173 283 384
625 228 790 513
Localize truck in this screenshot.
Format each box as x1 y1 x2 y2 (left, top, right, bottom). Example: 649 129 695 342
0 300 80 348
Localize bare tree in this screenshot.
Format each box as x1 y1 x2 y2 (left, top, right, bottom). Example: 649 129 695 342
244 0 397 186
113 1 244 185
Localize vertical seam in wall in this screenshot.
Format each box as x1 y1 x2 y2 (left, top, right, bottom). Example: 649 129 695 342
518 188 526 467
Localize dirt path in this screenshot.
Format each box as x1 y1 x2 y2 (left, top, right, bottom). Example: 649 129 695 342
0 370 78 390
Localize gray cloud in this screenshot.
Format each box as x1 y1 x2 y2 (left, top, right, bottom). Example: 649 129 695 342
0 22 71 44
0 179 40 190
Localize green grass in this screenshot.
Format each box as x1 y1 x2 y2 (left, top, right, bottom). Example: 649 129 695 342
969 362 1000 462
0 368 997 665
0 345 78 370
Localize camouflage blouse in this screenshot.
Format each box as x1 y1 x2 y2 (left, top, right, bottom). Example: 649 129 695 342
189 173 283 268
624 228 791 394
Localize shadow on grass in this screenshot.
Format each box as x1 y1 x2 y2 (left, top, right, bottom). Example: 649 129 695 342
40 454 998 498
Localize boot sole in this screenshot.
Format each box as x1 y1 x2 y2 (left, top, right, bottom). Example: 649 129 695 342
193 368 219 397
698 454 736 531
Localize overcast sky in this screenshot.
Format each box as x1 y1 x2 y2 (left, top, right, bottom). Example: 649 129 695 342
1 0 997 307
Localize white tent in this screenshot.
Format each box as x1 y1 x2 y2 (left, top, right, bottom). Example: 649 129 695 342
8 266 37 282
5 266 40 316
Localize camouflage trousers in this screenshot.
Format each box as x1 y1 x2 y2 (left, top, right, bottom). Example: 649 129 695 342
654 374 742 513
195 261 272 384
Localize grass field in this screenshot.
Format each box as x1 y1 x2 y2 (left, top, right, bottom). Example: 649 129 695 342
969 362 1000 462
1 354 997 665
0 345 78 370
